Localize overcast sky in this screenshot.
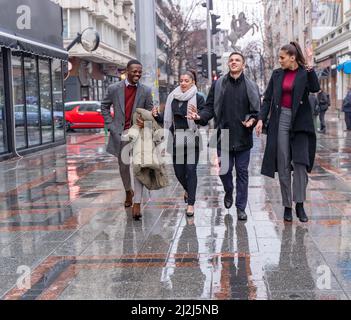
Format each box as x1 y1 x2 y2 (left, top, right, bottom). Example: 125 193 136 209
176 0 264 49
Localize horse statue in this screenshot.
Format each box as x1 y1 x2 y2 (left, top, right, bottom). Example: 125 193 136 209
228 12 259 50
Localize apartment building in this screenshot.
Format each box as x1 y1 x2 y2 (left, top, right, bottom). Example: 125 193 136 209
56 0 137 102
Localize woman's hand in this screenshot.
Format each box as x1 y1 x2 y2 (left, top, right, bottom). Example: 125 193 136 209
255 120 263 137
305 47 314 72
186 104 200 120
242 118 256 128
152 106 159 118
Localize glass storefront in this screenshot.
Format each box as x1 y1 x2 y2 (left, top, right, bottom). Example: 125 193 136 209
11 52 65 152
12 52 27 150
52 59 64 141
0 0 67 161
39 59 54 144
24 54 40 147
0 50 8 154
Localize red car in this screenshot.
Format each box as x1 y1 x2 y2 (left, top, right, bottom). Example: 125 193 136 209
64 101 114 131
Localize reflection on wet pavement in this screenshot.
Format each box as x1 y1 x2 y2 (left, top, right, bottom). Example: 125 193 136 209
1 115 351 300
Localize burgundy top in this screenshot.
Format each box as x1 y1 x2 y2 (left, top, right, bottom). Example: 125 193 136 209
281 69 298 108
124 85 137 130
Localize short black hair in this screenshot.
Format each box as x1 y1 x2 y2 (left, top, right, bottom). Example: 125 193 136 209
127 59 142 69
229 52 246 63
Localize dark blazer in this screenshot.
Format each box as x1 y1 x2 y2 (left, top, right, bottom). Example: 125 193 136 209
101 81 153 157
258 67 320 178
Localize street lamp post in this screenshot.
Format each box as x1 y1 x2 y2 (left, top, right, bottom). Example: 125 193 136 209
135 0 160 105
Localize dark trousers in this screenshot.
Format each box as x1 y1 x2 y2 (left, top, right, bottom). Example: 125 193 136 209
345 112 351 130
217 148 251 211
173 149 199 206
319 111 326 130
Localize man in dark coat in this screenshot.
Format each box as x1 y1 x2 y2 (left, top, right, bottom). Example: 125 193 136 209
188 52 260 221
309 92 319 130
342 87 351 131
317 89 330 133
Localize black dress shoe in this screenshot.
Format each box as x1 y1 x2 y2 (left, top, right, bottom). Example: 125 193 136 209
284 207 293 222
296 203 308 223
224 192 233 209
237 208 247 221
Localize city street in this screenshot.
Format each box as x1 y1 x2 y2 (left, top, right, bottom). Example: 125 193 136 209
0 111 351 300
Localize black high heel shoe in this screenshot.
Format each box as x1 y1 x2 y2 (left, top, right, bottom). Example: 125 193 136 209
284 207 293 222
296 203 308 223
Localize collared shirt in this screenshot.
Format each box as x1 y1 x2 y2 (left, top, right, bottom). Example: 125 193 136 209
125 78 138 87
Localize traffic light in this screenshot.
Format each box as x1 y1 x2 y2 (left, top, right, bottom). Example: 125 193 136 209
201 0 213 10
211 14 221 35
197 53 208 78
211 53 222 78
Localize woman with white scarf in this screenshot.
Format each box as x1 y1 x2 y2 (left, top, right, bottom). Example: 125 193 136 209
152 70 206 217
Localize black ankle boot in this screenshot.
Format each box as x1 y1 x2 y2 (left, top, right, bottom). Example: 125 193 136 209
284 207 293 222
296 203 308 223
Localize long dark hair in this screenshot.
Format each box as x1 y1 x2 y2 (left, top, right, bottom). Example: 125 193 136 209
280 41 306 66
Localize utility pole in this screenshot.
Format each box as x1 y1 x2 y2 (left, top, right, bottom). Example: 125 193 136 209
206 0 212 86
135 0 159 105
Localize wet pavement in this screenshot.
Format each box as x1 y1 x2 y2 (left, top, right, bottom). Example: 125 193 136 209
0 112 351 300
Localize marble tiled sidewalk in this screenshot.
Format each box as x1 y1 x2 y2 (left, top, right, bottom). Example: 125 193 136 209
1 113 351 300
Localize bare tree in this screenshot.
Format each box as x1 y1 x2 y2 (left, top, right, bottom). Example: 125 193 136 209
158 0 205 86
243 41 265 93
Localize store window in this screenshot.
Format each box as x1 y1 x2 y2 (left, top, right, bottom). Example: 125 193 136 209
39 59 54 144
52 59 64 141
0 50 8 153
12 52 26 150
24 55 40 147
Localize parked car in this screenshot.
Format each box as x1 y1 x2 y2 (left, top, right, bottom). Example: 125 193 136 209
0 104 63 128
64 101 113 131
14 104 55 126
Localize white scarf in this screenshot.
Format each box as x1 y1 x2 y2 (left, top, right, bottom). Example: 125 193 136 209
164 85 198 131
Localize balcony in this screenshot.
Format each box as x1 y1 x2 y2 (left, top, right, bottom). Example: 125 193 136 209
117 17 129 32
94 2 109 20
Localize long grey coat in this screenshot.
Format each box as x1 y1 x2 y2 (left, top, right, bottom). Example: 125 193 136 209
101 81 153 157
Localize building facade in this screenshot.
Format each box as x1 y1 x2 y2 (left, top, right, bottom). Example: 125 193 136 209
56 0 137 102
314 0 351 110
156 0 174 104
0 0 67 161
263 0 313 69
264 0 347 110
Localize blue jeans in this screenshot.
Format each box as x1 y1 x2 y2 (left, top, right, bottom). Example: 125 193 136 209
217 148 251 211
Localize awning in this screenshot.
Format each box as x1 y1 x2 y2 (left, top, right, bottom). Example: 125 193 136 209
0 28 68 61
337 60 351 74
